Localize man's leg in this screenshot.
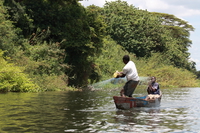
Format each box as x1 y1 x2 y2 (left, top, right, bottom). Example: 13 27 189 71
124 80 139 97
120 89 125 97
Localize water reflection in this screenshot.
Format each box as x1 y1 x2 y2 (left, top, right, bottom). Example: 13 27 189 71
0 88 200 132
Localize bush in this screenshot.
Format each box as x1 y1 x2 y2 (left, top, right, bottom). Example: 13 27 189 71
94 45 198 88
30 74 68 91
137 53 198 87
153 66 198 87
0 51 40 92
93 36 136 81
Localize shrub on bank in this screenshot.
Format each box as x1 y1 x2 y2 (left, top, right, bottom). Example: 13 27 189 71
152 65 198 87
136 53 198 88
30 74 68 91
94 43 198 88
0 52 40 92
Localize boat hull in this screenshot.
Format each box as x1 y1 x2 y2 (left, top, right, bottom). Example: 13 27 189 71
113 95 161 110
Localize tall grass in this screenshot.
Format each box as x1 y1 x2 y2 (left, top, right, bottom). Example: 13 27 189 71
95 39 199 88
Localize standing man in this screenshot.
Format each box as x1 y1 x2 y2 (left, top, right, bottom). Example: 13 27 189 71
116 55 139 97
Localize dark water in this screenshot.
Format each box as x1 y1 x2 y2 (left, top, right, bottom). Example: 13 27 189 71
0 87 200 133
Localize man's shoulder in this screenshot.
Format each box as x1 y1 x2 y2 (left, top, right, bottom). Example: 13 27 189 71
127 61 135 66
129 60 134 64
153 82 159 86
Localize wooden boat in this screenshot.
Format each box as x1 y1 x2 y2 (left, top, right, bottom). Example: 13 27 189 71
113 92 162 110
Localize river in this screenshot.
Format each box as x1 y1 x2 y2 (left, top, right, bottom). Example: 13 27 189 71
0 87 200 133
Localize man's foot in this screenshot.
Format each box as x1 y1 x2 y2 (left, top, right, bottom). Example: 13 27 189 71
121 94 126 97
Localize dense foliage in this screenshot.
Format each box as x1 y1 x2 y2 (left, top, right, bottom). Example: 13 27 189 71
103 1 165 57
0 51 40 92
0 0 199 92
102 0 195 71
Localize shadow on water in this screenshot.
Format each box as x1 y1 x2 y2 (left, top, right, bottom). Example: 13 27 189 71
0 87 200 132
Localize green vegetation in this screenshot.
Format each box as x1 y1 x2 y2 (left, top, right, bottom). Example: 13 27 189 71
0 51 40 92
0 0 199 92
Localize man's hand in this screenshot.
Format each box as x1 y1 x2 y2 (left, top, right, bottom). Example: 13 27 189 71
148 83 154 91
116 72 123 78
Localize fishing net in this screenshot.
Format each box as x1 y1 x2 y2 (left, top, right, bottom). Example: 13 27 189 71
90 76 150 89
139 77 151 85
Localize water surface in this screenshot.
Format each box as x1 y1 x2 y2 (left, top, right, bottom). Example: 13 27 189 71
0 87 200 132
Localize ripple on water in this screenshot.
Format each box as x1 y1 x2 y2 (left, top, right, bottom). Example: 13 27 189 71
1 88 200 132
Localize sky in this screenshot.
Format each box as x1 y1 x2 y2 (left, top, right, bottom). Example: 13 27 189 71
80 0 200 70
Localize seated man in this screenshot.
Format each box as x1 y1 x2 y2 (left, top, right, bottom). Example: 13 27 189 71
147 76 160 95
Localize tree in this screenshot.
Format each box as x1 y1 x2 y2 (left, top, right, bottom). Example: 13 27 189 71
102 0 169 57
4 0 106 87
151 12 195 70
3 0 34 38
102 0 195 71
0 0 22 57
64 5 106 86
